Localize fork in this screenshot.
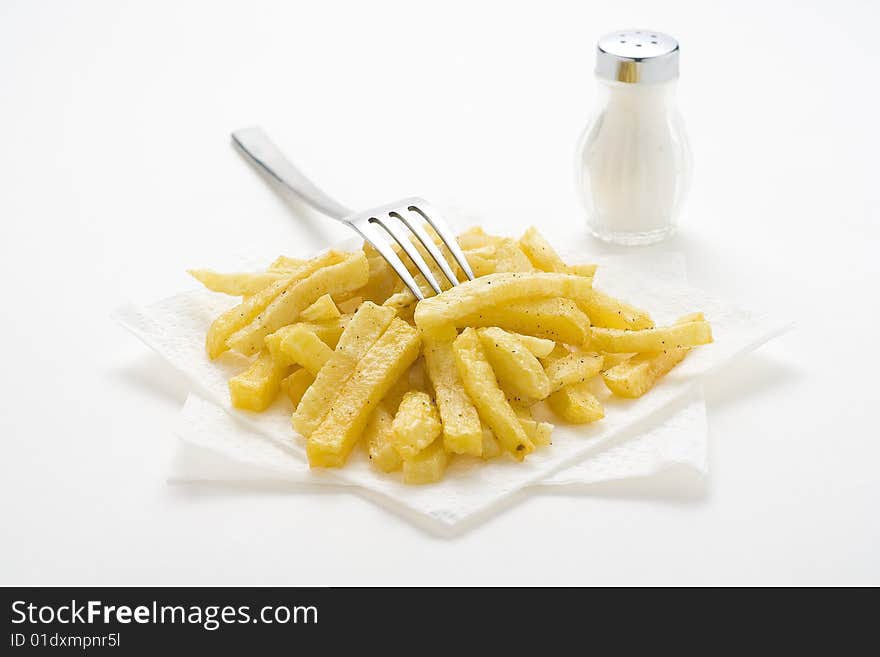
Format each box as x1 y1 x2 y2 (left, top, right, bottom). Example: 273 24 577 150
231 127 475 300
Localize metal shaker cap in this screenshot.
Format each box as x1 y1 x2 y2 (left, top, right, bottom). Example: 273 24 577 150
596 30 679 84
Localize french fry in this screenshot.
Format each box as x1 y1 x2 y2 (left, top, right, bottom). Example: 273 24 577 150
205 250 347 359
543 350 604 392
300 294 341 322
402 439 449 485
226 251 369 356
415 272 594 331
280 368 314 409
407 357 431 393
568 263 598 277
423 325 483 456
578 288 654 330
457 226 501 250
601 353 633 370
456 297 589 345
298 317 351 349
382 371 412 415
519 226 569 273
533 421 553 447
354 255 399 304
547 382 605 424
491 239 535 273
465 251 497 277
293 302 396 437
453 328 534 460
307 318 421 467
602 313 706 397
188 269 289 297
512 405 554 448
590 321 713 353
480 425 503 459
510 333 556 358
478 327 552 400
391 391 442 459
228 351 289 412
278 326 334 376
365 405 402 472
518 227 597 279
264 318 351 361
269 255 307 271
336 296 362 314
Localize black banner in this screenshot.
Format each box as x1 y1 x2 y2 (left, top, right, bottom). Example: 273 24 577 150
1 586 870 653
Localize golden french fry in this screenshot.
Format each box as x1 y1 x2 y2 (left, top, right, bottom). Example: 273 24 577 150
307 318 421 467
365 405 402 472
205 250 347 359
453 328 534 460
602 313 706 397
601 353 633 370
278 326 334 376
269 255 307 271
402 439 448 485
264 318 350 361
226 251 369 356
391 391 442 459
415 272 594 331
228 351 289 411
578 288 654 330
590 321 713 353
293 302 396 437
299 317 351 349
465 252 497 277
382 371 412 415
490 239 536 273
568 263 598 277
547 382 605 424
457 226 502 250
335 296 362 314
456 297 589 345
480 425 503 459
188 269 289 297
478 327 552 400
510 333 556 358
543 350 604 392
511 404 554 448
518 227 598 279
423 325 483 456
519 226 569 273
281 368 315 409
533 420 553 447
300 294 341 322
407 357 431 393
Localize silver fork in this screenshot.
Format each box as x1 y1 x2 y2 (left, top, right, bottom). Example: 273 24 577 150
231 127 475 300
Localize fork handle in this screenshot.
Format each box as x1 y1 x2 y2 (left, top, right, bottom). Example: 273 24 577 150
232 127 353 221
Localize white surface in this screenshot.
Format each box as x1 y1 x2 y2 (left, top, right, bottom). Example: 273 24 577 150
1 0 877 585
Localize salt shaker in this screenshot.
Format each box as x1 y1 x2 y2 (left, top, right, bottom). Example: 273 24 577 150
576 30 692 245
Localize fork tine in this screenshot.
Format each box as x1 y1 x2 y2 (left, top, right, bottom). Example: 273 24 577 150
352 221 425 300
407 203 475 281
370 215 443 295
392 211 460 287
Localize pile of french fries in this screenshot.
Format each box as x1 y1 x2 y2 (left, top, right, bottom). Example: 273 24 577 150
190 226 713 484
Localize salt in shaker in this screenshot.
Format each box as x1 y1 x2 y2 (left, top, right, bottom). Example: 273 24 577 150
576 30 692 245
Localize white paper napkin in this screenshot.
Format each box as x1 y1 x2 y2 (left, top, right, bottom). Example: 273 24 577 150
114 247 790 533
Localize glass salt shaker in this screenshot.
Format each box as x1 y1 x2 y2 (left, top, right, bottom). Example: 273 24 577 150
576 30 692 245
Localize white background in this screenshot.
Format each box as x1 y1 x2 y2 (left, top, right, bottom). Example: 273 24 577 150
1 0 877 585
